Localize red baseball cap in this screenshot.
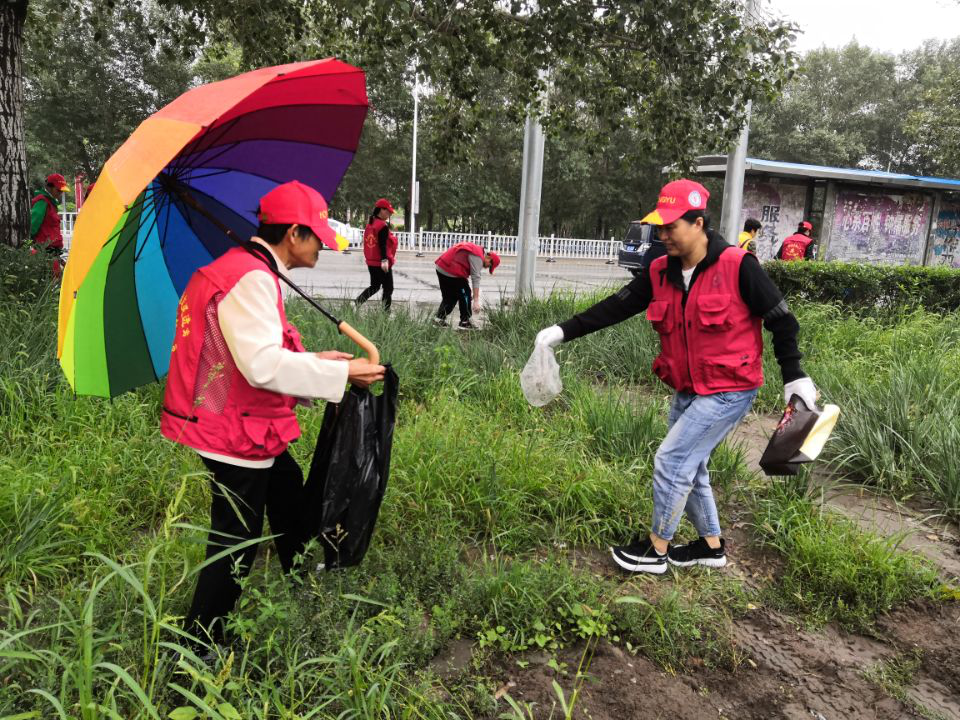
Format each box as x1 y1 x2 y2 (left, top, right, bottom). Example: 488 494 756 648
258 181 340 251
46 173 69 192
487 251 500 274
375 198 396 214
641 179 710 226
800 221 813 231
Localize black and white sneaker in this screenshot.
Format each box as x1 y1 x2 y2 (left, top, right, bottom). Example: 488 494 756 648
610 537 668 574
432 317 450 327
667 537 727 568
456 320 477 331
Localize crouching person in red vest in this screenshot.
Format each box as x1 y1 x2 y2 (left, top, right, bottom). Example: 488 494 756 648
777 221 815 261
535 180 818 574
30 173 70 277
161 181 385 647
433 242 500 330
356 198 398 310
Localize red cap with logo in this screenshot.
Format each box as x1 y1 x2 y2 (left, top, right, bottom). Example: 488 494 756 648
800 221 813 232
46 173 69 193
257 181 340 251
375 198 396 214
641 179 709 226
488 251 500 274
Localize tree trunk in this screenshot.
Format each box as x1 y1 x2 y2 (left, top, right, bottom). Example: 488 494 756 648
0 1 28 247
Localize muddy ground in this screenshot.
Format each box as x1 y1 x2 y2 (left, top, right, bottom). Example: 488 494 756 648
445 411 960 719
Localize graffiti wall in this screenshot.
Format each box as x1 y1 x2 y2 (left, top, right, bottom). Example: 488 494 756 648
928 200 960 268
826 188 931 265
739 179 807 261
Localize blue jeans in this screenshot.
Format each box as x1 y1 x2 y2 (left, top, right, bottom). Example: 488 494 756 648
651 389 758 541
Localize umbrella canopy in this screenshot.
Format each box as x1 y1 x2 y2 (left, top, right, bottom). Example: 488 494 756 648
58 58 368 398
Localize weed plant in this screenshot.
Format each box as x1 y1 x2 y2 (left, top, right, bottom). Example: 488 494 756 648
0 278 951 718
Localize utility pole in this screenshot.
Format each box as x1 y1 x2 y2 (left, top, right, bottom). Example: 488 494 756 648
515 114 545 299
409 79 419 244
720 0 758 244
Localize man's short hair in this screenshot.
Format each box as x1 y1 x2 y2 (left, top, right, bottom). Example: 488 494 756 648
743 218 762 233
256 222 316 246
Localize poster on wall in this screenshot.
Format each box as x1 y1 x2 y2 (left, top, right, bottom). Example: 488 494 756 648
739 179 807 261
827 188 931 265
928 200 960 268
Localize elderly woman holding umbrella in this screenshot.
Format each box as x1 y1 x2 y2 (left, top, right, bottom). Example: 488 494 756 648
161 181 385 646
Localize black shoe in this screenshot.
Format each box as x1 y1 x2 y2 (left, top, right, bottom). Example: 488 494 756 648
456 320 477 331
432 317 449 327
668 537 727 568
610 536 668 574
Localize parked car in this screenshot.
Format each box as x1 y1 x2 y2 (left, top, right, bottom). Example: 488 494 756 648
617 221 665 277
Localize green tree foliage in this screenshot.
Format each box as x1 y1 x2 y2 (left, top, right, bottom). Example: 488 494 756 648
750 40 960 178
23 0 198 186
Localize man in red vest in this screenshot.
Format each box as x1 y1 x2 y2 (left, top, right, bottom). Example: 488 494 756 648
777 221 815 261
433 241 500 329
535 179 818 574
30 173 70 274
356 198 398 309
161 181 385 648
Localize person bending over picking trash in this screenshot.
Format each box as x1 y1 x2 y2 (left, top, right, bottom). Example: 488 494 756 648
161 181 385 646
535 179 817 574
433 242 500 330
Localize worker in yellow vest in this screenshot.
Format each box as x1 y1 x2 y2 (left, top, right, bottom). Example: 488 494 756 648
737 218 761 255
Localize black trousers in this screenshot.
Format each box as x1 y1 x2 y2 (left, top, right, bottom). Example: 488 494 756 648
184 450 305 644
435 271 471 322
355 266 393 309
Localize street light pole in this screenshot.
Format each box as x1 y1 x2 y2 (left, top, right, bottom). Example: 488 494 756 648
720 0 758 244
515 114 545 299
409 79 419 247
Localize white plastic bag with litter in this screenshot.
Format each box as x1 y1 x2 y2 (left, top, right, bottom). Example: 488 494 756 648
520 344 562 407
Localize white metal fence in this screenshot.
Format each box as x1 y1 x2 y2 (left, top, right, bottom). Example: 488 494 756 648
61 212 622 262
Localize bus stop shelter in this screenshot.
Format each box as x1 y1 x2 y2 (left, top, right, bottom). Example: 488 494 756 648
696 155 960 267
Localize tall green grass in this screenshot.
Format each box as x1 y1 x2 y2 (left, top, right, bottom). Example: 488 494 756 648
0 272 954 717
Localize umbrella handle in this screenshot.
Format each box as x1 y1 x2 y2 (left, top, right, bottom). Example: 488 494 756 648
338 321 380 365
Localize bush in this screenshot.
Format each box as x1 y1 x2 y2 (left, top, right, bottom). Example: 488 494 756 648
763 260 960 313
0 243 57 302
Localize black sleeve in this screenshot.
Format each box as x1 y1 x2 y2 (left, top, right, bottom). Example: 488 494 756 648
377 226 389 259
805 242 815 259
738 254 806 383
775 244 784 260
558 272 652 342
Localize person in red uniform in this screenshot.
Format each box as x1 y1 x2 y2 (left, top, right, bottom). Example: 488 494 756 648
356 198 398 310
30 173 70 275
161 181 385 648
535 179 818 574
777 221 815 261
433 242 500 330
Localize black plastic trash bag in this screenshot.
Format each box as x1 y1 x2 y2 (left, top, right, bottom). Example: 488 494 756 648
303 365 398 568
759 394 840 476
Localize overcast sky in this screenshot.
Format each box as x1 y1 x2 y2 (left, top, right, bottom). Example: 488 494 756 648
766 0 960 54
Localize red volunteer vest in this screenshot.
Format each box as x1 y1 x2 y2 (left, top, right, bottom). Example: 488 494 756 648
435 242 484 278
363 217 398 267
779 233 812 261
646 247 763 395
32 194 63 249
161 246 306 461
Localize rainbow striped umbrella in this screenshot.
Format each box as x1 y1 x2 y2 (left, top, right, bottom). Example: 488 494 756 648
58 59 367 397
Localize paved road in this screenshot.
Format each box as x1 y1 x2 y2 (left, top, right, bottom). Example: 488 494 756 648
289 251 633 308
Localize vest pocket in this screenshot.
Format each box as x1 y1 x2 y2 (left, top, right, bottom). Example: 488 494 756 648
237 409 301 452
703 352 759 387
697 294 732 331
646 300 673 334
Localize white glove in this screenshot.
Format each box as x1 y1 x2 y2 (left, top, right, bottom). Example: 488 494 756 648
535 325 564 348
784 377 819 410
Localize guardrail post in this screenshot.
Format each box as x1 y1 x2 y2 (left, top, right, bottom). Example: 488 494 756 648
547 233 556 263
606 235 616 264
416 229 424 257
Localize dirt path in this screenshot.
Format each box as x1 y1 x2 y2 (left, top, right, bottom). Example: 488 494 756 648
728 411 960 581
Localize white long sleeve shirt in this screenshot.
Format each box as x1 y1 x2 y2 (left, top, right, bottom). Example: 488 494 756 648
197 238 349 469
